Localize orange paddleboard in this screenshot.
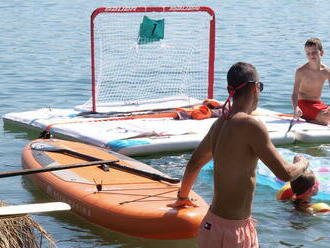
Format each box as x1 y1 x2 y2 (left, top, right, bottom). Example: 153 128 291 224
22 138 208 239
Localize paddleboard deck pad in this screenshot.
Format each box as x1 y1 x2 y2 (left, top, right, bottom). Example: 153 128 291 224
22 138 209 239
4 105 330 156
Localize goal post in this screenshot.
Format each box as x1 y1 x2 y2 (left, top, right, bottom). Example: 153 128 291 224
77 6 216 113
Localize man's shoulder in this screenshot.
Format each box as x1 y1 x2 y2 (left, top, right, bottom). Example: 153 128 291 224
296 63 309 73
233 114 270 143
234 113 266 130
321 64 330 74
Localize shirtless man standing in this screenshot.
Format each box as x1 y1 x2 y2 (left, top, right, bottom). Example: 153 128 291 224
169 62 309 247
292 38 330 125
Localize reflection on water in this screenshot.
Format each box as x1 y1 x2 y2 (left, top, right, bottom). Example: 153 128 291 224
289 221 308 230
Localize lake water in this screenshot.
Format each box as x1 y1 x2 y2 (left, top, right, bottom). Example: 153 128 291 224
1 0 330 247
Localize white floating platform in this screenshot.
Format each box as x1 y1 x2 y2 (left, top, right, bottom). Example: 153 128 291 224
3 107 330 156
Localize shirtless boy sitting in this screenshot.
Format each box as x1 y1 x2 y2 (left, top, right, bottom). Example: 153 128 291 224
291 37 330 125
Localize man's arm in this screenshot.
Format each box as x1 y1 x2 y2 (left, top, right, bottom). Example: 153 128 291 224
292 69 303 117
248 117 308 181
168 120 216 207
178 131 213 197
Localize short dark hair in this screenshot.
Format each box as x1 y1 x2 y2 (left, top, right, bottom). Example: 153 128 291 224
290 169 316 196
227 62 259 99
305 38 323 51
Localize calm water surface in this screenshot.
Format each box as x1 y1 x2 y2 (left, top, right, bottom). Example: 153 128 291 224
1 0 330 247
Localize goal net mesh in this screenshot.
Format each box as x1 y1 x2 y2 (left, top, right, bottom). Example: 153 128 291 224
76 7 215 113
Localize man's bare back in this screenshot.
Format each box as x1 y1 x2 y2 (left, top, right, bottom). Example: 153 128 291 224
210 113 258 220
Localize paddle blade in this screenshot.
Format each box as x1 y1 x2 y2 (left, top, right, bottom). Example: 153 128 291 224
0 202 71 216
31 142 66 152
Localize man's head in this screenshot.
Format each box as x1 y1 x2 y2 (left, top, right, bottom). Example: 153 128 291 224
226 62 261 109
305 38 323 62
290 169 319 200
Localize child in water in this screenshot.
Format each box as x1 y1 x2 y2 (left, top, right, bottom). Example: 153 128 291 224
277 168 330 214
290 169 323 214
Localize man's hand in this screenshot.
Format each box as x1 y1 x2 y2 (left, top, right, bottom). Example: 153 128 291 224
294 106 303 118
167 198 199 208
293 155 309 171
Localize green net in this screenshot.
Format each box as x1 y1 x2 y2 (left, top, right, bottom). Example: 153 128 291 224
138 16 164 44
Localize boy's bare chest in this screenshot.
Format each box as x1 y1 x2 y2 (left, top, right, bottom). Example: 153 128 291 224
301 70 327 88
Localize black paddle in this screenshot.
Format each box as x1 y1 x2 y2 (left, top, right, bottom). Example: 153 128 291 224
30 142 180 184
286 114 301 134
286 117 295 133
0 160 115 179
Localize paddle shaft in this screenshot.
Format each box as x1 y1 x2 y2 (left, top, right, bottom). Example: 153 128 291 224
287 118 294 133
38 146 180 184
286 117 298 133
0 160 115 178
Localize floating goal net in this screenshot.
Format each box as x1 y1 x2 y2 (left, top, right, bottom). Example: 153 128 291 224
77 7 216 113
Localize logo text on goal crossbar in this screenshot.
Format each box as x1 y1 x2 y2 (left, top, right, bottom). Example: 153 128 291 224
168 6 201 11
105 7 138 12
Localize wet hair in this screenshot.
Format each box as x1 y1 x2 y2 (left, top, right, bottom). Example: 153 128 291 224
305 38 323 51
290 169 316 196
226 62 259 99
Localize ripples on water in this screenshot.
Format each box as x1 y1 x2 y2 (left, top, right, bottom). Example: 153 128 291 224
1 0 330 247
